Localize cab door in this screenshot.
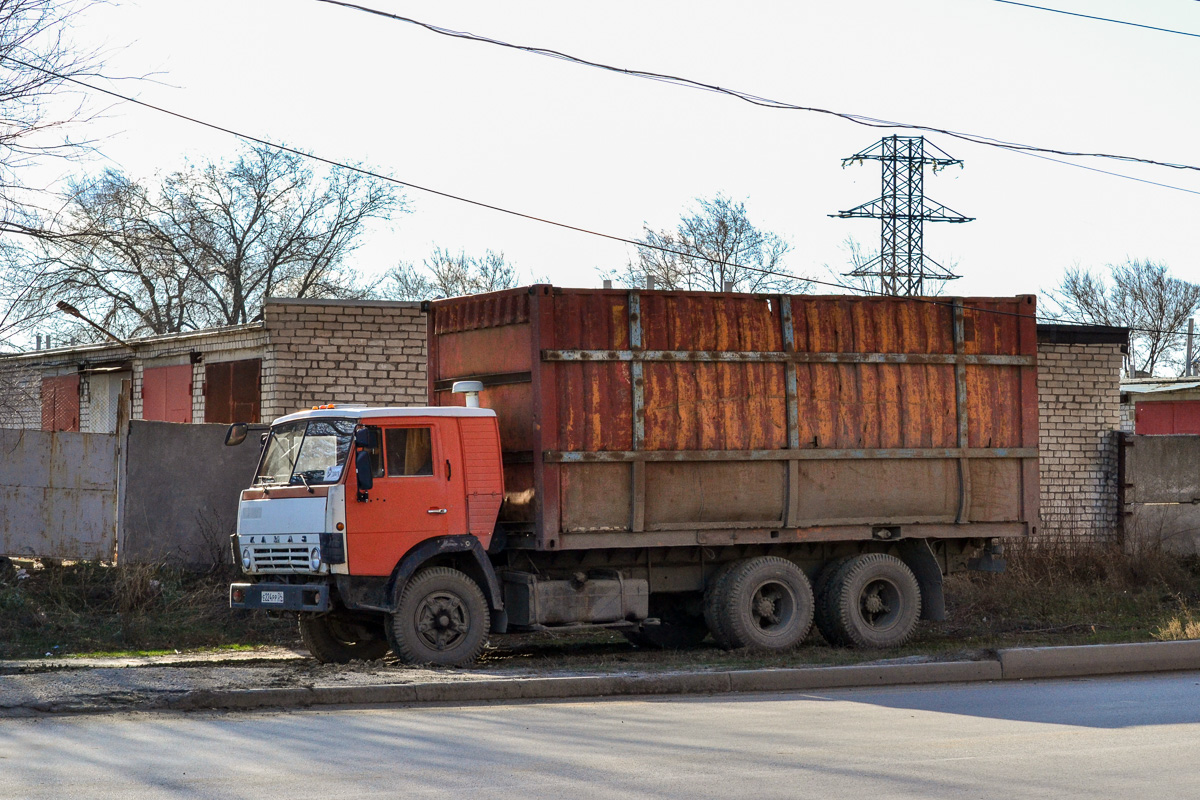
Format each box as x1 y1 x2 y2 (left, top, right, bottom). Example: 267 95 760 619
345 419 463 576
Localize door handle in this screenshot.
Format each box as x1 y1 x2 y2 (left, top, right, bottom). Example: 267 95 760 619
427 508 448 515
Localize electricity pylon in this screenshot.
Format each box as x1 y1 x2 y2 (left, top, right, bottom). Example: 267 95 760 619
831 135 973 296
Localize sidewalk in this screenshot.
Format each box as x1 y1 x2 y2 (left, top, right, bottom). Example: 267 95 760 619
2 640 1198 717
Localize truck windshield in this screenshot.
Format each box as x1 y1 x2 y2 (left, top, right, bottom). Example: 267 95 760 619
255 419 356 486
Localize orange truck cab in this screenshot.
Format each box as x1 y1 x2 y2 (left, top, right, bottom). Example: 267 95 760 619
229 394 508 665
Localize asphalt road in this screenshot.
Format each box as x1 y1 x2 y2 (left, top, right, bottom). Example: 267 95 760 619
3 672 1199 800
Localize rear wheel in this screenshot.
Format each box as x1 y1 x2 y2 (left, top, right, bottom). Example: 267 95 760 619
716 556 814 652
390 567 490 666
822 553 921 648
298 613 390 663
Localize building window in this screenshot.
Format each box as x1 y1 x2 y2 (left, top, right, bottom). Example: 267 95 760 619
204 359 261 424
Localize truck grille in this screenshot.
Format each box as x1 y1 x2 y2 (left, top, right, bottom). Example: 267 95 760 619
249 544 315 573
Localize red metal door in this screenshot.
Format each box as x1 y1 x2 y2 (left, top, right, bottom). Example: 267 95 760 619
1135 401 1200 434
142 364 193 423
203 359 261 423
41 374 80 432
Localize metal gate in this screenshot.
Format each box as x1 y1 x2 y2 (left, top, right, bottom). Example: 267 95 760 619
1120 433 1200 554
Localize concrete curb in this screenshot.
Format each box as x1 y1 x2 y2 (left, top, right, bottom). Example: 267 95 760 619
997 639 1200 680
166 659 1006 712
166 640 1200 712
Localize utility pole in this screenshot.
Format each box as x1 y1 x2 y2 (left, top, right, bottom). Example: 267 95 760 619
831 135 973 296
1187 318 1195 377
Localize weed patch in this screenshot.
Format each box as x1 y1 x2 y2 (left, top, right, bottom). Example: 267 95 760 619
0 558 296 659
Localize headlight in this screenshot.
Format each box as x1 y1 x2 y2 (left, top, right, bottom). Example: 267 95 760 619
241 548 252 570
309 547 321 571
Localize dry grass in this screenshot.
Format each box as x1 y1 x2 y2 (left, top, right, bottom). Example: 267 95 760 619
0 557 296 659
1152 598 1200 641
943 537 1200 648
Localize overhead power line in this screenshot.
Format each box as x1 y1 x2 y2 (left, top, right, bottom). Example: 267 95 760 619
317 0 1200 177
0 55 1190 340
983 0 1200 38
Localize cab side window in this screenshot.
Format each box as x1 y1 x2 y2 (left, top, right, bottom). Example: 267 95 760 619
384 427 434 476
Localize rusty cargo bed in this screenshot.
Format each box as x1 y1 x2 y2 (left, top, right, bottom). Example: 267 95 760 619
428 286 1038 553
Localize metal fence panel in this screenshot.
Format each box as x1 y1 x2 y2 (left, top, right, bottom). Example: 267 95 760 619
1122 434 1200 505
0 428 118 559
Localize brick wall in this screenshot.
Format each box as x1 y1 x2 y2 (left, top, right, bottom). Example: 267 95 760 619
1037 342 1125 543
0 361 48 430
262 299 427 419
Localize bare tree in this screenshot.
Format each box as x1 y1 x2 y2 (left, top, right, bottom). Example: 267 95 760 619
1044 259 1200 376
0 0 103 234
5 144 402 339
379 247 519 300
0 0 107 350
607 194 806 293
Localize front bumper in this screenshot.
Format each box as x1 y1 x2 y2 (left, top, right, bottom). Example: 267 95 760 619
230 581 330 612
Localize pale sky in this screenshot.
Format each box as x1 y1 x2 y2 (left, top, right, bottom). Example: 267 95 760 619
47 0 1200 307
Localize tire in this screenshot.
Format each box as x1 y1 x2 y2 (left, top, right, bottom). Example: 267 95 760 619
390 567 490 666
622 594 709 650
703 561 741 650
813 556 855 646
298 613 390 663
823 553 921 649
716 556 814 652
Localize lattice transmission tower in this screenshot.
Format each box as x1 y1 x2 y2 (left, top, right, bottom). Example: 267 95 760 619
831 135 973 296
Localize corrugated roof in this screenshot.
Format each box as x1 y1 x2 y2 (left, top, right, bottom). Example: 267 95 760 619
1121 380 1200 395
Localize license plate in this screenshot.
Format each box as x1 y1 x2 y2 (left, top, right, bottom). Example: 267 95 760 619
260 590 285 605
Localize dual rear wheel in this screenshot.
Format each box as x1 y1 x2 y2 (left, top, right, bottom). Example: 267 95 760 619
705 556 815 652
813 553 922 648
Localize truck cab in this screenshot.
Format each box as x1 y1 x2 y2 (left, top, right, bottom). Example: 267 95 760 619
230 403 506 665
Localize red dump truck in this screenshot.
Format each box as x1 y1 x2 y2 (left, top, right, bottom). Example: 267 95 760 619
229 286 1038 665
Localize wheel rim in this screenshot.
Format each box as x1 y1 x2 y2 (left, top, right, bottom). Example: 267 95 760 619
415 590 471 651
857 578 902 630
748 580 796 636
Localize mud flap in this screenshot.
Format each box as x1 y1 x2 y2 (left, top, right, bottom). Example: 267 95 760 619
896 539 945 622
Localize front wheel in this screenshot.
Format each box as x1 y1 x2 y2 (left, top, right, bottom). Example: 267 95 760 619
390 567 490 666
299 613 390 664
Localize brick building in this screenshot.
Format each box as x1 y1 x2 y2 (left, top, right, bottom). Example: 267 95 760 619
0 298 427 432
1035 324 1128 543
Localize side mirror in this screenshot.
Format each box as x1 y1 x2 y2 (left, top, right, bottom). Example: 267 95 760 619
354 427 376 498
225 422 249 447
355 449 374 495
